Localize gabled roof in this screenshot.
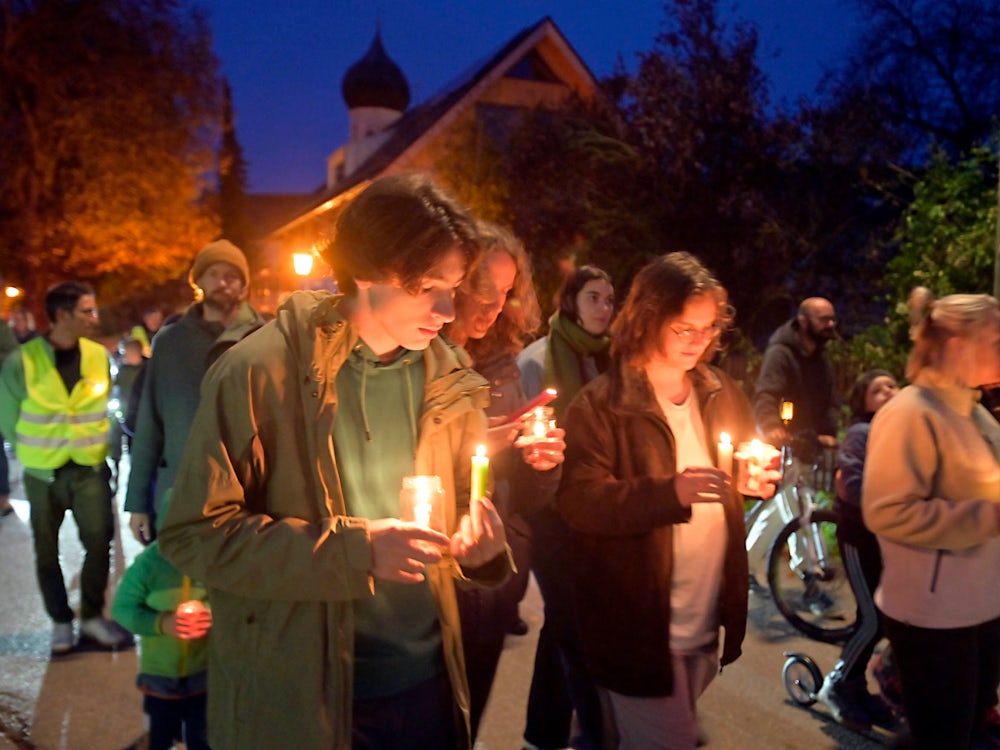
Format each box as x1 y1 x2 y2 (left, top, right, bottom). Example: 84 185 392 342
263 16 597 240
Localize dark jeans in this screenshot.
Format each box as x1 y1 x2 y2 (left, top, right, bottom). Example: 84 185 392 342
352 671 458 750
525 505 603 750
882 612 1000 750
25 462 113 622
836 527 883 682
143 692 209 750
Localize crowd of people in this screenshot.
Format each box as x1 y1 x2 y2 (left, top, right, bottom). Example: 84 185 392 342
0 172 997 750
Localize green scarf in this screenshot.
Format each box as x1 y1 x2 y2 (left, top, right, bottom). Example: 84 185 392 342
543 312 611 418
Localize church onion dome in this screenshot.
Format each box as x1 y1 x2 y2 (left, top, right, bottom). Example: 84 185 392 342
341 30 411 112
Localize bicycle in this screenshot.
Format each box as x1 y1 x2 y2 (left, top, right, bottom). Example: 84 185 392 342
747 432 859 645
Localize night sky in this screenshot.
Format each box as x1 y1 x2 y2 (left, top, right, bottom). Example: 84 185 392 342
203 1 862 194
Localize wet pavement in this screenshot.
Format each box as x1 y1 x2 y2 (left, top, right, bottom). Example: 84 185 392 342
0 451 889 749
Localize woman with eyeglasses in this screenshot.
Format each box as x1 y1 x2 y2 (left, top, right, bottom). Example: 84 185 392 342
557 252 778 749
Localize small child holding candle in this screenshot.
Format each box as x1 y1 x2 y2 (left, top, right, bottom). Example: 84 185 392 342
111 540 211 750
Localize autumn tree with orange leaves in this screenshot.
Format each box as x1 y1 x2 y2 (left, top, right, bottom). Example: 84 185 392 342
0 0 224 317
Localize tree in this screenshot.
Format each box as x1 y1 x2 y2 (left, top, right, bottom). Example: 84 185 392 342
218 81 251 254
0 0 224 312
837 144 998 381
839 0 1000 159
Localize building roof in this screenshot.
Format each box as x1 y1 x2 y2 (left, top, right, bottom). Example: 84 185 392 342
259 16 596 240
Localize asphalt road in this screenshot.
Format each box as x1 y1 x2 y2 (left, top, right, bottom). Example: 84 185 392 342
0 452 891 749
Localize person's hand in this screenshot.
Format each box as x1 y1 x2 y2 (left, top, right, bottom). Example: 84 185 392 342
674 467 731 507
368 519 449 584
754 467 784 499
129 513 153 545
818 434 839 448
162 601 212 640
515 426 566 472
451 496 507 569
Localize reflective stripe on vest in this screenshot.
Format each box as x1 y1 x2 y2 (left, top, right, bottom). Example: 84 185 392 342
15 337 110 469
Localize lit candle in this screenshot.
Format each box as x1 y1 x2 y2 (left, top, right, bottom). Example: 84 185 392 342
735 439 781 497
399 475 444 532
780 400 794 423
413 482 432 528
470 445 489 502
717 432 734 477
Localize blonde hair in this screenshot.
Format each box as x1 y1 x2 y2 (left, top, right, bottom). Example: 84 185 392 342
906 286 1000 381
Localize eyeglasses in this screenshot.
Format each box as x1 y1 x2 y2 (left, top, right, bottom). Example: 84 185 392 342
669 323 722 343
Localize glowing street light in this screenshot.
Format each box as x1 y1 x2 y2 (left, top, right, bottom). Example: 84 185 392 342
4 286 21 299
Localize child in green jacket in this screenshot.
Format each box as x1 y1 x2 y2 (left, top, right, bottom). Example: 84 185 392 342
112 540 211 750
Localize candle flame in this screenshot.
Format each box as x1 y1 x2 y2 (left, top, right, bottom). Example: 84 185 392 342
720 431 732 446
475 444 486 458
781 401 794 421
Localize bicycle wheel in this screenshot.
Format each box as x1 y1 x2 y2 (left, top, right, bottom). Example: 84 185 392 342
766 510 859 644
782 653 822 706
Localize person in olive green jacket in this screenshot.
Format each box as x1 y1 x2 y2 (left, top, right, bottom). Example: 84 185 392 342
159 174 513 750
0 316 18 517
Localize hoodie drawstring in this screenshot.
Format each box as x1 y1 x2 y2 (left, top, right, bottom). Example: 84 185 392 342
360 355 372 442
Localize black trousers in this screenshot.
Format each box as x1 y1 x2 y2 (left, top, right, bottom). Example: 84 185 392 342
882 612 1000 750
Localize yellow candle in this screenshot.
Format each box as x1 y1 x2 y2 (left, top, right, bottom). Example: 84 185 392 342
717 432 734 477
470 445 489 502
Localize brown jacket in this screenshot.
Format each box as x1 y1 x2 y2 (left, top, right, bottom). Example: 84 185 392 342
557 362 754 697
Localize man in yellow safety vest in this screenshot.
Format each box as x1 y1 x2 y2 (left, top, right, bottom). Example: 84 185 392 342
0 281 129 655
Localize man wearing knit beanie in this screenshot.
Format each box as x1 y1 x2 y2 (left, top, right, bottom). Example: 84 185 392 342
124 238 264 547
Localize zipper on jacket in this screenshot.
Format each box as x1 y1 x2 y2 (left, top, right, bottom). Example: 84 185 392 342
929 549 944 593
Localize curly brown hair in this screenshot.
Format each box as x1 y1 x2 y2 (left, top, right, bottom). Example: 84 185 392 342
452 221 541 362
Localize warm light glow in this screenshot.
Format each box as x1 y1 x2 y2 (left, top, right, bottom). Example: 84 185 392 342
476 444 486 458
293 252 314 276
4 286 21 298
720 432 732 446
780 401 794 422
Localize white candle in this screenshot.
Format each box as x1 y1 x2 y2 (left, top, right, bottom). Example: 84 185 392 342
717 432 734 477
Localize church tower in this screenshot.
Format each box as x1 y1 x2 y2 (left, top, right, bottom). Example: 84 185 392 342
329 27 410 185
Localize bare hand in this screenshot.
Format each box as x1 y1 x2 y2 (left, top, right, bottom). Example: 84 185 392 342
754 468 783 499
162 603 212 640
674 467 731 507
451 496 507 569
369 519 449 584
129 513 154 545
818 434 839 448
515 427 566 472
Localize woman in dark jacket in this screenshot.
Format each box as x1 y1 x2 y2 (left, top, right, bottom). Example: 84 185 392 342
444 221 564 741
558 252 776 750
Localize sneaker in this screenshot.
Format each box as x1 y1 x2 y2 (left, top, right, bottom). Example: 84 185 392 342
818 674 873 731
802 575 834 616
80 617 129 649
51 621 74 655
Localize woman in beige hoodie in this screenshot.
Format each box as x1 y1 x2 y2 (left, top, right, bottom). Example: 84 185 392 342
863 288 1000 750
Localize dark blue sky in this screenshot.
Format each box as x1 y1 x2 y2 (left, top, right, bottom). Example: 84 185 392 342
204 1 862 194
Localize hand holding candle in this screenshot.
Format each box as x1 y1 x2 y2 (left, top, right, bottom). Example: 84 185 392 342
734 439 782 497
174 599 212 640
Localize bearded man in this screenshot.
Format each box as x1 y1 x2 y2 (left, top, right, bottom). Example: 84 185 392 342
124 240 266 544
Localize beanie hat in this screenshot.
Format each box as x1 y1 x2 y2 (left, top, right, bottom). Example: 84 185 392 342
189 239 250 288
